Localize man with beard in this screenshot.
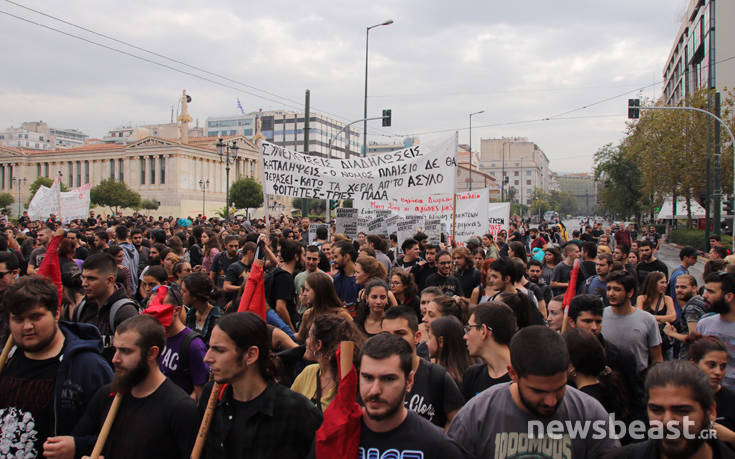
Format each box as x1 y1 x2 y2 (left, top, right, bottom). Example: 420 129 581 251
602 270 663 376
527 259 552 307
73 315 198 458
382 306 465 430
613 244 637 279
697 272 735 391
551 242 581 296
27 225 52 274
210 235 240 288
583 252 613 305
449 326 619 457
74 253 139 364
131 228 149 273
200 312 321 458
332 240 359 309
0 276 112 459
664 275 709 359
354 332 463 458
607 361 734 459
425 251 463 297
636 240 668 285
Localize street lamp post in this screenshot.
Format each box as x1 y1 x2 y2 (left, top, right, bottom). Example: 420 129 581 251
216 138 239 221
11 177 26 217
363 19 394 156
468 110 484 191
198 178 209 217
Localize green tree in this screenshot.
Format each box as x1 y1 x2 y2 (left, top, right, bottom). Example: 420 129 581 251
594 143 642 220
141 199 159 210
0 193 13 210
91 179 141 214
230 178 263 210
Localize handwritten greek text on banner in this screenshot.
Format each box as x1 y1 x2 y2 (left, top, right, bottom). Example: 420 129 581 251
260 136 456 201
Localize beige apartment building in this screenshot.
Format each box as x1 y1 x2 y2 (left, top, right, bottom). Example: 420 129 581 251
0 135 261 217
477 137 553 205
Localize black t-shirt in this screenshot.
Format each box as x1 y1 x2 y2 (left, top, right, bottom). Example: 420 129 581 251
74 379 198 459
211 252 240 287
405 359 465 428
270 268 297 326
227 390 267 459
460 363 510 401
224 261 250 301
456 268 481 299
0 348 61 457
413 263 437 291
717 386 735 432
580 233 595 242
425 273 464 297
551 262 573 296
74 246 90 260
358 411 464 459
637 259 669 284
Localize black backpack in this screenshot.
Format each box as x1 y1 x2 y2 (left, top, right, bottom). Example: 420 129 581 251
178 329 203 381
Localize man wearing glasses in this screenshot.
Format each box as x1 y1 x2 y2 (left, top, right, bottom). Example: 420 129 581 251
461 302 515 400
425 251 464 297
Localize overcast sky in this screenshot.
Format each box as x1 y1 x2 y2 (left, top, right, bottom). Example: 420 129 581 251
0 0 690 172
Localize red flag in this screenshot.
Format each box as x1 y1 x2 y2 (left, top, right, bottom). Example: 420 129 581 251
143 285 175 327
37 234 63 313
563 258 581 307
237 260 265 320
315 343 362 459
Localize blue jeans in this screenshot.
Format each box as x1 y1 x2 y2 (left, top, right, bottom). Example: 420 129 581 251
266 309 296 340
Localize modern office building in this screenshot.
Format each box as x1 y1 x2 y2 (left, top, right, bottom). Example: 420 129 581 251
557 173 598 215
205 111 361 159
663 0 735 105
476 137 553 205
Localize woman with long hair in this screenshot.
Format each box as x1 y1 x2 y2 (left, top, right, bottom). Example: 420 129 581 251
295 271 353 343
356 255 397 308
508 241 527 264
627 250 640 268
687 334 735 438
389 268 420 318
427 316 472 387
292 314 365 413
564 328 629 420
636 271 676 359
355 279 391 337
200 230 220 273
498 291 545 328
542 247 561 285
182 272 223 345
481 233 499 259
470 259 499 305
167 235 189 263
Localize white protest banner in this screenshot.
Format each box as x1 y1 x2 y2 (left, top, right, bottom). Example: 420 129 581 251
357 217 370 235
366 217 386 236
424 219 442 245
396 219 415 252
385 214 402 236
59 184 92 223
335 208 359 239
453 188 489 244
488 202 511 237
27 177 90 223
261 136 456 201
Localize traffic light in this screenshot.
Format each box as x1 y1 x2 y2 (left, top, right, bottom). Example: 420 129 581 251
725 199 734 215
382 109 392 127
628 99 640 119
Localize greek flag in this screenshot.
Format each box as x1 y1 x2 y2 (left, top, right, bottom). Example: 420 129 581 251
237 98 245 115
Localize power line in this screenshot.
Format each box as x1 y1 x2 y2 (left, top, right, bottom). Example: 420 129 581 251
0 3 402 138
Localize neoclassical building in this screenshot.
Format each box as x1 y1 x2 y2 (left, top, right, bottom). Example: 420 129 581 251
0 135 262 217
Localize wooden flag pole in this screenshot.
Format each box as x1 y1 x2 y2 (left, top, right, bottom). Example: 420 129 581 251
191 382 221 459
0 335 14 375
90 393 123 458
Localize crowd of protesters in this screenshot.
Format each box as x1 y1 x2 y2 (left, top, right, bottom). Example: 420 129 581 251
1 210 735 458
